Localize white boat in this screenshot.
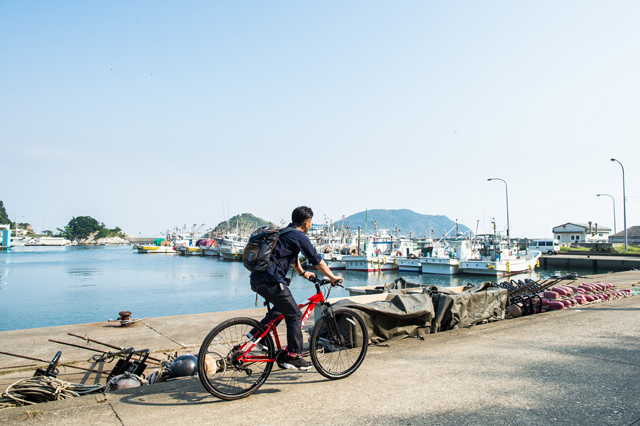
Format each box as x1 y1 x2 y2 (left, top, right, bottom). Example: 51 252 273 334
396 258 422 272
203 246 219 257
342 232 410 272
137 245 176 254
307 232 358 270
10 236 34 247
218 234 247 261
25 237 71 246
175 246 202 256
419 239 474 275
458 233 540 276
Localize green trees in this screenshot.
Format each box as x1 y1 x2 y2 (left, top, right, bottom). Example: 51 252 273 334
0 201 34 234
56 216 124 241
0 201 10 225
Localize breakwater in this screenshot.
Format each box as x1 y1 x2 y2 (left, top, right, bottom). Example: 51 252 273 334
540 254 640 271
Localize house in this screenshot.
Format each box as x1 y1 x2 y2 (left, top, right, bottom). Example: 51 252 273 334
552 222 611 244
609 226 640 244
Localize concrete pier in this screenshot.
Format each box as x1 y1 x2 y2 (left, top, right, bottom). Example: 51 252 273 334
1 271 640 425
541 254 640 271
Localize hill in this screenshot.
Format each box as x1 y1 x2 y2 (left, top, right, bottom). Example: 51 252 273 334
212 213 276 235
0 200 34 234
341 209 471 238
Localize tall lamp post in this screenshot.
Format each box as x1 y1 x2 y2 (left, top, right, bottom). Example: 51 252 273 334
596 194 616 235
611 158 627 251
488 178 510 238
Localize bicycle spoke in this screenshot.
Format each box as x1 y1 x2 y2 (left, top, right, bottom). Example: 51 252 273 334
198 318 274 400
311 308 368 379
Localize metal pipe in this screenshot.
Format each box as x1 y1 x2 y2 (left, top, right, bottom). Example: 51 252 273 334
48 339 160 365
0 351 104 374
597 194 616 234
611 158 627 251
488 178 510 238
67 333 163 363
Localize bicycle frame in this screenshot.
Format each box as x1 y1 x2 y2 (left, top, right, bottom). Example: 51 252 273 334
237 285 328 363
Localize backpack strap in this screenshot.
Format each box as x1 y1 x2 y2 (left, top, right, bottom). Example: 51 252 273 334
272 228 298 265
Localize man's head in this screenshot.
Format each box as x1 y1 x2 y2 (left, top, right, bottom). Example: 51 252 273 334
292 206 313 233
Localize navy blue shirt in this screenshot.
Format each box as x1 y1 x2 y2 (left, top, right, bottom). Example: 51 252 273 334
250 224 322 286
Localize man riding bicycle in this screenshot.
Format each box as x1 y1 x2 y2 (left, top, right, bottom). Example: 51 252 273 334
250 206 343 371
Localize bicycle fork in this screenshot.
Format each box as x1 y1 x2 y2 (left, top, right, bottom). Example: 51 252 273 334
319 305 348 350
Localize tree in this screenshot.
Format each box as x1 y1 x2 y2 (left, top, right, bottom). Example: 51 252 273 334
57 216 125 241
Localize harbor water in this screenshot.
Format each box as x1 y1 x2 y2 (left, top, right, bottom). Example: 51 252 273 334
0 246 591 332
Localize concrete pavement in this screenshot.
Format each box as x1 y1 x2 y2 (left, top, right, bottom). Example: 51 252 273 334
1 271 640 425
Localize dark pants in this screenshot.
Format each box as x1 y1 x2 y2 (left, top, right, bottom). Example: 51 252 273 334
254 282 303 355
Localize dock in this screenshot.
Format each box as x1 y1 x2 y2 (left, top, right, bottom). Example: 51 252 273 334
1 271 639 425
541 253 640 271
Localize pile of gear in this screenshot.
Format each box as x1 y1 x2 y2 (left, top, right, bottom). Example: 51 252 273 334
0 333 206 409
507 279 633 317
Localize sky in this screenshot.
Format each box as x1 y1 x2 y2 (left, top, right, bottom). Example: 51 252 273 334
1 1 639 238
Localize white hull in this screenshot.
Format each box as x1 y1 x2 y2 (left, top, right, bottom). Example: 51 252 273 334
420 257 460 275
25 237 71 246
396 258 421 272
325 260 347 270
343 255 399 272
459 253 540 276
219 248 243 261
203 247 219 256
306 253 346 270
137 245 176 254
181 247 204 256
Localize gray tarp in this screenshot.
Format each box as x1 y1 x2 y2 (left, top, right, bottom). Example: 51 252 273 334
333 293 435 344
427 282 509 333
333 279 508 344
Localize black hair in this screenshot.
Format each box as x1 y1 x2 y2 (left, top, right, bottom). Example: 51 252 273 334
292 206 313 226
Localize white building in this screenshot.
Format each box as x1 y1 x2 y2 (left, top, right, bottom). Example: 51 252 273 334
552 222 611 244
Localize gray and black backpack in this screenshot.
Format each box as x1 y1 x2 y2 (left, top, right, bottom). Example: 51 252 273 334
242 227 296 272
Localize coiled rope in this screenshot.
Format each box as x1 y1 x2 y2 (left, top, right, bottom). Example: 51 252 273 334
0 376 104 408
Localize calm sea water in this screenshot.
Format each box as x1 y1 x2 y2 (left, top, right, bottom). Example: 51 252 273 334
0 246 591 332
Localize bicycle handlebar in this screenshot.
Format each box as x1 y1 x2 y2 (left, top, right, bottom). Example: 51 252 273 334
308 275 343 288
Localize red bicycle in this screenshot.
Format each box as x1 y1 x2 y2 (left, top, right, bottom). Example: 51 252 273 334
197 277 368 400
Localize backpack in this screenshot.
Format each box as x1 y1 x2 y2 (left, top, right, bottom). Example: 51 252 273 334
242 227 297 272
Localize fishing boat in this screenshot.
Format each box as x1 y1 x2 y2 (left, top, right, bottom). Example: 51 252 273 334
419 238 474 275
342 231 417 272
10 236 33 247
458 233 540 277
218 234 247 261
178 246 205 256
25 237 71 246
199 239 219 257
137 245 176 254
137 238 176 254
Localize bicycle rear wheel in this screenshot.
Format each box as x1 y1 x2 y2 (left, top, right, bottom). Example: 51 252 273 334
310 307 368 380
197 317 274 400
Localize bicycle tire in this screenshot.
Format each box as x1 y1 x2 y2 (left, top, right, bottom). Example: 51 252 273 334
197 317 275 400
310 307 368 380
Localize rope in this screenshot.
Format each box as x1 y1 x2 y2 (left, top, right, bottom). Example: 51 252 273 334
0 376 104 408
141 321 188 348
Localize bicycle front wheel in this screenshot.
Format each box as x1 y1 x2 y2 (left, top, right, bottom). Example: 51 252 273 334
310 307 368 380
197 317 274 400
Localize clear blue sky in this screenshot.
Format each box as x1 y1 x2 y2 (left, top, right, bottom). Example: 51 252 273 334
1 1 638 237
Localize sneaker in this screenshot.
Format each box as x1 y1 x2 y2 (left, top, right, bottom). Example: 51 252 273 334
283 355 313 371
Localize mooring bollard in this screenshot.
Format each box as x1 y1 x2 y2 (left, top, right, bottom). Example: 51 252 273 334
118 311 132 327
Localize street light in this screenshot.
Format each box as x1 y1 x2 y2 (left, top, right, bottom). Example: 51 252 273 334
488 178 510 238
611 158 627 251
596 194 616 234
